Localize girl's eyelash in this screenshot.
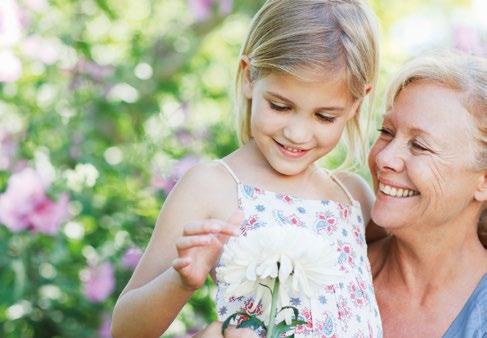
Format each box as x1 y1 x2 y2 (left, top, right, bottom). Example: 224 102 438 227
317 114 336 123
269 102 289 111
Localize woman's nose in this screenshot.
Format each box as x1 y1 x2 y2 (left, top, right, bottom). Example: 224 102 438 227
375 140 405 173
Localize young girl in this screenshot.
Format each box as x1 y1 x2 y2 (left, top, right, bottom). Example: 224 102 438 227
112 0 382 337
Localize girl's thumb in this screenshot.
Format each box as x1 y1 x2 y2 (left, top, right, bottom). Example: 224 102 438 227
226 210 244 227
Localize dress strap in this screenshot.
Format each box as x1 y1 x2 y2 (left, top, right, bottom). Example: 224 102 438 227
218 159 241 184
324 169 357 206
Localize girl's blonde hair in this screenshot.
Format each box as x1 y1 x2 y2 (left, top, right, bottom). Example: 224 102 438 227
384 51 487 248
235 0 380 166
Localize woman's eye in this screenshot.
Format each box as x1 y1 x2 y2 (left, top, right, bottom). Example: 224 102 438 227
316 114 336 123
377 127 393 137
411 142 429 152
269 102 289 111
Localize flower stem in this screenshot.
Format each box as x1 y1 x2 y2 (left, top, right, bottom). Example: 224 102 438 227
266 278 280 338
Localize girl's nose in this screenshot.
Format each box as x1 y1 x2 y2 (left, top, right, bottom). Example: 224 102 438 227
375 140 405 173
282 115 312 144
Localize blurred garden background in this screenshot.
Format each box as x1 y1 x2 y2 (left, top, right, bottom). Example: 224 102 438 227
0 0 485 337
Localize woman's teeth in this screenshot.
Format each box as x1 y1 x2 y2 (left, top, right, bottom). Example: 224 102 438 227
379 183 419 198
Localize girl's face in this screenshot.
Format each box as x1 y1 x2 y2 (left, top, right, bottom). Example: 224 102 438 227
368 81 484 231
244 69 360 176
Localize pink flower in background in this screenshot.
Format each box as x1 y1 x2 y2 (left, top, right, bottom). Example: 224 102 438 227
218 0 233 15
0 130 17 170
0 167 69 234
23 0 49 12
0 0 22 48
188 0 233 21
453 24 484 55
0 50 22 83
29 193 69 234
98 314 112 338
82 262 115 303
188 0 213 21
20 36 62 65
151 155 200 195
121 247 143 270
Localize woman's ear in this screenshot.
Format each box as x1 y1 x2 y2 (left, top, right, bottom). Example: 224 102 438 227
240 55 252 99
474 171 487 202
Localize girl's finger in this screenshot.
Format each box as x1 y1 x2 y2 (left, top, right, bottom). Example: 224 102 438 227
183 220 239 236
175 234 216 250
172 257 191 270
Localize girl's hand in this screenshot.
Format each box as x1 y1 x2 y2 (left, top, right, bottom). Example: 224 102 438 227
172 212 243 290
194 322 258 338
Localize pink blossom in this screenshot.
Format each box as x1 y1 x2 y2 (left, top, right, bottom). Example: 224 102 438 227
453 24 483 55
82 262 115 303
0 167 69 234
121 247 143 269
188 0 213 21
20 36 62 65
151 155 200 195
0 0 22 48
188 0 232 21
218 0 233 15
0 130 17 170
0 50 22 83
23 0 49 12
98 314 112 338
29 193 69 234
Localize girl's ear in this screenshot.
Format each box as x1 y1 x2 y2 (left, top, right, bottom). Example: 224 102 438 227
347 84 373 120
364 83 373 96
240 55 253 99
474 170 487 203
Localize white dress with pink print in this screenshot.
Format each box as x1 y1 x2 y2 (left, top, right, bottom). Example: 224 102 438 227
215 160 383 337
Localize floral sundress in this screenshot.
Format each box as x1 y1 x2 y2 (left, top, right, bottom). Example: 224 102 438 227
215 160 383 337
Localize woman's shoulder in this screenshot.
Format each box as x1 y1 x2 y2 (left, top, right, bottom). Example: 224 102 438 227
443 274 487 337
334 170 374 223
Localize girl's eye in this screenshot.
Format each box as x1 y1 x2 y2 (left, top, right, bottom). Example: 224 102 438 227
269 102 289 111
316 114 336 123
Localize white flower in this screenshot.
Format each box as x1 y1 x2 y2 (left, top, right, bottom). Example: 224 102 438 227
217 225 341 325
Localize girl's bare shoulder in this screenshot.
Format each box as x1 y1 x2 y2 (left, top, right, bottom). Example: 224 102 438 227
176 160 240 219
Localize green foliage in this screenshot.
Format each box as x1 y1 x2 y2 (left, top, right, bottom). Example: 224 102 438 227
0 0 476 337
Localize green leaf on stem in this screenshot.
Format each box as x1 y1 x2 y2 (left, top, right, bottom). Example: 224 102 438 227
222 312 266 334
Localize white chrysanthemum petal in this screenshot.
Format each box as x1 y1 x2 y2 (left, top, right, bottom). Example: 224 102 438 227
218 225 342 318
246 261 257 281
278 254 293 283
276 306 294 325
256 257 279 279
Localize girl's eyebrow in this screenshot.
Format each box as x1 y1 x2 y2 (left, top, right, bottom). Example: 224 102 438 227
265 91 346 112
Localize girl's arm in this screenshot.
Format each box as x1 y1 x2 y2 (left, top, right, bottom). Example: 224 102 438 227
111 163 239 338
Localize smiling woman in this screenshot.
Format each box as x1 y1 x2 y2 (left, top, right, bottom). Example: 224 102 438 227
368 51 487 337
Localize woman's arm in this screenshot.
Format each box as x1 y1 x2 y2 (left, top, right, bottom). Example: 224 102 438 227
111 163 239 338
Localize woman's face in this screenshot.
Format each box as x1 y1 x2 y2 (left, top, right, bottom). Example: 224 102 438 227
368 80 483 230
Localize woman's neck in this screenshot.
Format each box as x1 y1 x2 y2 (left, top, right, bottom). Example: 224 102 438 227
378 214 487 294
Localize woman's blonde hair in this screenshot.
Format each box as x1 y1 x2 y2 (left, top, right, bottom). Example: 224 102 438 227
384 51 487 248
235 0 380 166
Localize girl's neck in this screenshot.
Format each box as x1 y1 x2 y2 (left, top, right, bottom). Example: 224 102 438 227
239 140 320 181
